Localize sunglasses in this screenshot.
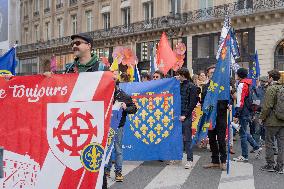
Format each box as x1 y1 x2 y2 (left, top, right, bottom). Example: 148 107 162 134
153 76 160 79
71 41 89 47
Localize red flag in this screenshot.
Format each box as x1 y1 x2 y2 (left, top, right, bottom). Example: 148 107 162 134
0 72 115 189
156 32 176 75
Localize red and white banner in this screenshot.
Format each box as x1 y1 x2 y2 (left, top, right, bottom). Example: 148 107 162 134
0 72 115 189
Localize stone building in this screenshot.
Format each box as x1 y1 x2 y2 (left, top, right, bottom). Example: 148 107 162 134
17 0 284 75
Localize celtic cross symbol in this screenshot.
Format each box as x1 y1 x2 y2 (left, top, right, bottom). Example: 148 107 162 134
53 108 97 156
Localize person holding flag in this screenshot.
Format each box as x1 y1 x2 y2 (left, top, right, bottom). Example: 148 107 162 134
195 16 240 172
202 65 229 171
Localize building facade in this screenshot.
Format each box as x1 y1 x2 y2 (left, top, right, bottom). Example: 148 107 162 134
17 0 284 75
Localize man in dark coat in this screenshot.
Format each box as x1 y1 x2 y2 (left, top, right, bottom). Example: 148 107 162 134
176 67 199 169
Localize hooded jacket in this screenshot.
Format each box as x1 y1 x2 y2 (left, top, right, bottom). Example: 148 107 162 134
235 78 253 118
260 80 284 127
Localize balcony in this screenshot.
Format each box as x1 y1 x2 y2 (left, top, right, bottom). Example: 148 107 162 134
56 3 64 9
44 7 50 13
17 0 284 54
24 15 28 20
69 0 77 6
33 11 39 17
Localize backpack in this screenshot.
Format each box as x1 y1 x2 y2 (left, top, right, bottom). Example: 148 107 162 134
274 86 284 120
244 83 254 112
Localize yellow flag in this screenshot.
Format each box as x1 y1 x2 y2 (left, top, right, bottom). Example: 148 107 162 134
127 65 134 82
110 58 119 71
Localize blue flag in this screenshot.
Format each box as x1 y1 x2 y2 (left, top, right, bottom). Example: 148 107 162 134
193 28 235 145
134 65 140 82
0 47 17 75
119 78 182 161
105 104 122 164
249 50 260 87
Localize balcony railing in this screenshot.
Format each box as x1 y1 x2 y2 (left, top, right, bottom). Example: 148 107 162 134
56 3 64 9
17 0 284 54
44 7 50 13
69 0 77 6
33 11 39 17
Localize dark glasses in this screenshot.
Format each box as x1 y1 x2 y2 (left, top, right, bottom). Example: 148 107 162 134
71 41 88 47
153 76 160 79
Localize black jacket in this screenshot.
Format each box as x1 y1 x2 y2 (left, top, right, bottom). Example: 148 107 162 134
114 86 137 127
201 82 228 113
180 80 199 118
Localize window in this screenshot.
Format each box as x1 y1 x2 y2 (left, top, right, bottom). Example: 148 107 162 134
237 0 253 9
199 0 213 9
57 18 64 38
122 7 131 26
143 1 153 22
45 0 50 9
34 25 39 42
95 48 110 59
24 1 28 17
236 31 249 57
34 0 39 12
85 10 93 32
169 0 180 14
45 22 51 40
142 42 148 61
71 15 77 34
197 36 210 58
19 58 39 75
103 13 110 30
24 29 29 44
56 0 63 8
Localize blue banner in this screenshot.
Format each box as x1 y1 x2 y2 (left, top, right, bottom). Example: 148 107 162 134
0 47 17 75
249 50 260 87
105 104 122 163
119 78 182 161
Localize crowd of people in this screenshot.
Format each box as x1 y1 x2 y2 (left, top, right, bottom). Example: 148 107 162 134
37 33 283 189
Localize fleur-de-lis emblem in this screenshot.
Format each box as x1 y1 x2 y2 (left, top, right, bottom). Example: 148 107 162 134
140 97 148 106
162 115 170 127
147 130 156 143
154 109 163 120
169 109 174 119
162 130 169 138
154 124 163 135
142 138 149 144
133 116 141 128
208 81 219 92
219 85 225 93
134 131 142 139
140 109 148 121
154 96 162 106
155 138 162 144
147 116 155 127
128 114 134 121
140 124 148 135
